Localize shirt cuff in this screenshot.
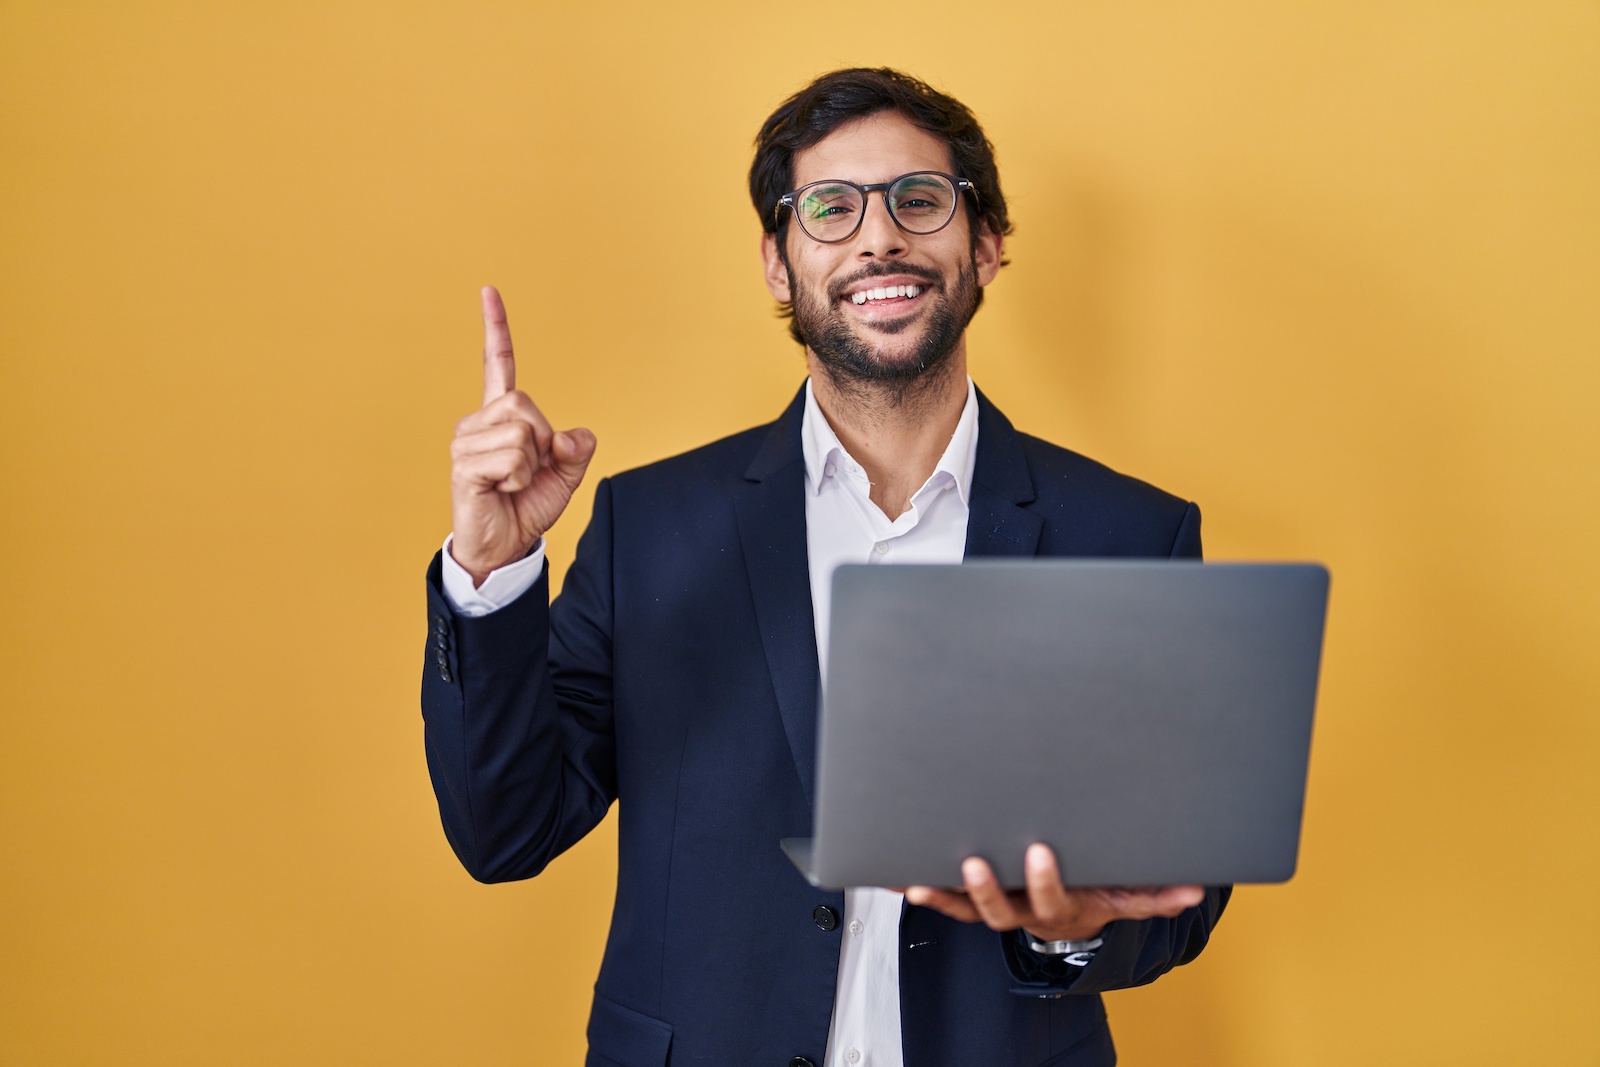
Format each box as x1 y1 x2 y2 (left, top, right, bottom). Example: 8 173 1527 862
439 534 546 617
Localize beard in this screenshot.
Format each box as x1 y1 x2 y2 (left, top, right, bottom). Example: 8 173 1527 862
788 256 980 403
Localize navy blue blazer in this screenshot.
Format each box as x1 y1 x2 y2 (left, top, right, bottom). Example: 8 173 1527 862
422 386 1229 1067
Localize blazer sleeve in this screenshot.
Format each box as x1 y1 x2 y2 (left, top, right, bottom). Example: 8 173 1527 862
1000 887 1232 996
419 478 618 883
1000 498 1232 997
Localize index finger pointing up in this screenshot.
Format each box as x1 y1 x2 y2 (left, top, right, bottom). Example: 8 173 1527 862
481 284 516 406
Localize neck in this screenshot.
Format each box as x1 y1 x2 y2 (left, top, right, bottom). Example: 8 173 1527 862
807 342 970 521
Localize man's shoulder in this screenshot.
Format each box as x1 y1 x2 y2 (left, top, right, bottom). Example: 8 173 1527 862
999 424 1198 557
1011 429 1190 514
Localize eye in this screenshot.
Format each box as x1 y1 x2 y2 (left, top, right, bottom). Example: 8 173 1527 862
801 186 858 221
888 176 955 219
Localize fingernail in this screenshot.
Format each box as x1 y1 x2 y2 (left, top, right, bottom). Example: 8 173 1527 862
1027 843 1051 871
962 858 986 884
553 430 570 452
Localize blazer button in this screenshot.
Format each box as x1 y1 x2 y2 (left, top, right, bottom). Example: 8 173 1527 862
789 1058 817 1067
812 905 838 931
437 665 451 682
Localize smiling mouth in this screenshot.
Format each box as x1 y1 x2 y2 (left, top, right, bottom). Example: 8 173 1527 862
848 283 925 306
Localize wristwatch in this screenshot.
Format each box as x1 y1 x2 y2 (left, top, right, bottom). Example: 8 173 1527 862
1028 934 1104 956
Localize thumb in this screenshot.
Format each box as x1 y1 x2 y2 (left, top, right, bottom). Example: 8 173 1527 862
550 428 597 488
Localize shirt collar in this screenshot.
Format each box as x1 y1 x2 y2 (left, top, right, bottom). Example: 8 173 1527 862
801 376 980 507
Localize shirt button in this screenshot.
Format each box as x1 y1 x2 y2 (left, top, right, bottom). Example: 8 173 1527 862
845 1048 861 1064
849 919 864 935
872 541 888 555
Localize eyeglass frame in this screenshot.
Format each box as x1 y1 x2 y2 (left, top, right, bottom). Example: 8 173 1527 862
774 170 980 244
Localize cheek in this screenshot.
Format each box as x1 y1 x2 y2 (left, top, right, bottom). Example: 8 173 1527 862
789 252 839 302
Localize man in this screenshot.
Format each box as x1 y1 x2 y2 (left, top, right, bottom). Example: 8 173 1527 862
424 68 1227 1066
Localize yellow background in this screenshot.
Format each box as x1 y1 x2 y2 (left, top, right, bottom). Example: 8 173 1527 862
3 2 1596 1063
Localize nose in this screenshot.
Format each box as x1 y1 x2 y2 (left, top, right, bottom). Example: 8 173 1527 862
853 190 906 259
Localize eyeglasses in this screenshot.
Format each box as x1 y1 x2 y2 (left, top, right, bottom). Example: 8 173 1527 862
775 171 978 244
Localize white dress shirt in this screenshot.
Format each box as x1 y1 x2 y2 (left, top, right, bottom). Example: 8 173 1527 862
439 377 981 1067
801 378 979 1067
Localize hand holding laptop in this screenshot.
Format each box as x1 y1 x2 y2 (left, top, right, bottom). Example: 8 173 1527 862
902 843 1204 942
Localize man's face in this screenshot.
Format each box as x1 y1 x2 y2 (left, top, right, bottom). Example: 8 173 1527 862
761 111 1004 388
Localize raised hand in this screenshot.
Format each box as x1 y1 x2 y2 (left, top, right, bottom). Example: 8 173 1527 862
903 844 1205 943
449 286 596 586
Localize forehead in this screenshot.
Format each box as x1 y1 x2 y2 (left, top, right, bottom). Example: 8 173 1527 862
790 110 956 187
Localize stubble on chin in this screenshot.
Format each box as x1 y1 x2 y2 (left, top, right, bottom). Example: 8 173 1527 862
790 259 980 411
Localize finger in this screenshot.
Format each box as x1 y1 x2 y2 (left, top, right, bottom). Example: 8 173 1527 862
452 448 536 494
903 886 982 924
962 858 1028 931
455 391 553 449
481 285 516 407
451 419 540 464
452 421 544 481
1146 885 1205 915
1022 843 1076 929
1103 885 1205 920
549 427 598 490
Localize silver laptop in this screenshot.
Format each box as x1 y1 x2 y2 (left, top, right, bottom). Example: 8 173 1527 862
781 561 1329 889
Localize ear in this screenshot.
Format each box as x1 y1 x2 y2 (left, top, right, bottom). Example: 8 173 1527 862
760 231 792 302
973 219 1004 287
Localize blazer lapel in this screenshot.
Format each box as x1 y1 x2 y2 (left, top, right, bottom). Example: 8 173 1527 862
734 388 822 811
965 389 1044 559
732 386 1040 811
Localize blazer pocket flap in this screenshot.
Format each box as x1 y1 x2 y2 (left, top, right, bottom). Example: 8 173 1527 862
587 991 673 1067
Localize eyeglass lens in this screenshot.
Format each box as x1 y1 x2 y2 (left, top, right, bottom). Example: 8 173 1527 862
794 173 958 242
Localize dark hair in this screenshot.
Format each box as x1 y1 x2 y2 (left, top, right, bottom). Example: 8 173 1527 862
749 67 1013 345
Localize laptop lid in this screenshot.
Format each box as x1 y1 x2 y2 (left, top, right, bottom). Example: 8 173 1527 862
782 560 1329 889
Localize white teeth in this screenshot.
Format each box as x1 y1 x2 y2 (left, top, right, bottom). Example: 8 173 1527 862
850 284 925 304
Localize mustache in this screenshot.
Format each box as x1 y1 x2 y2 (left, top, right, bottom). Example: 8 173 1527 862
827 262 943 302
